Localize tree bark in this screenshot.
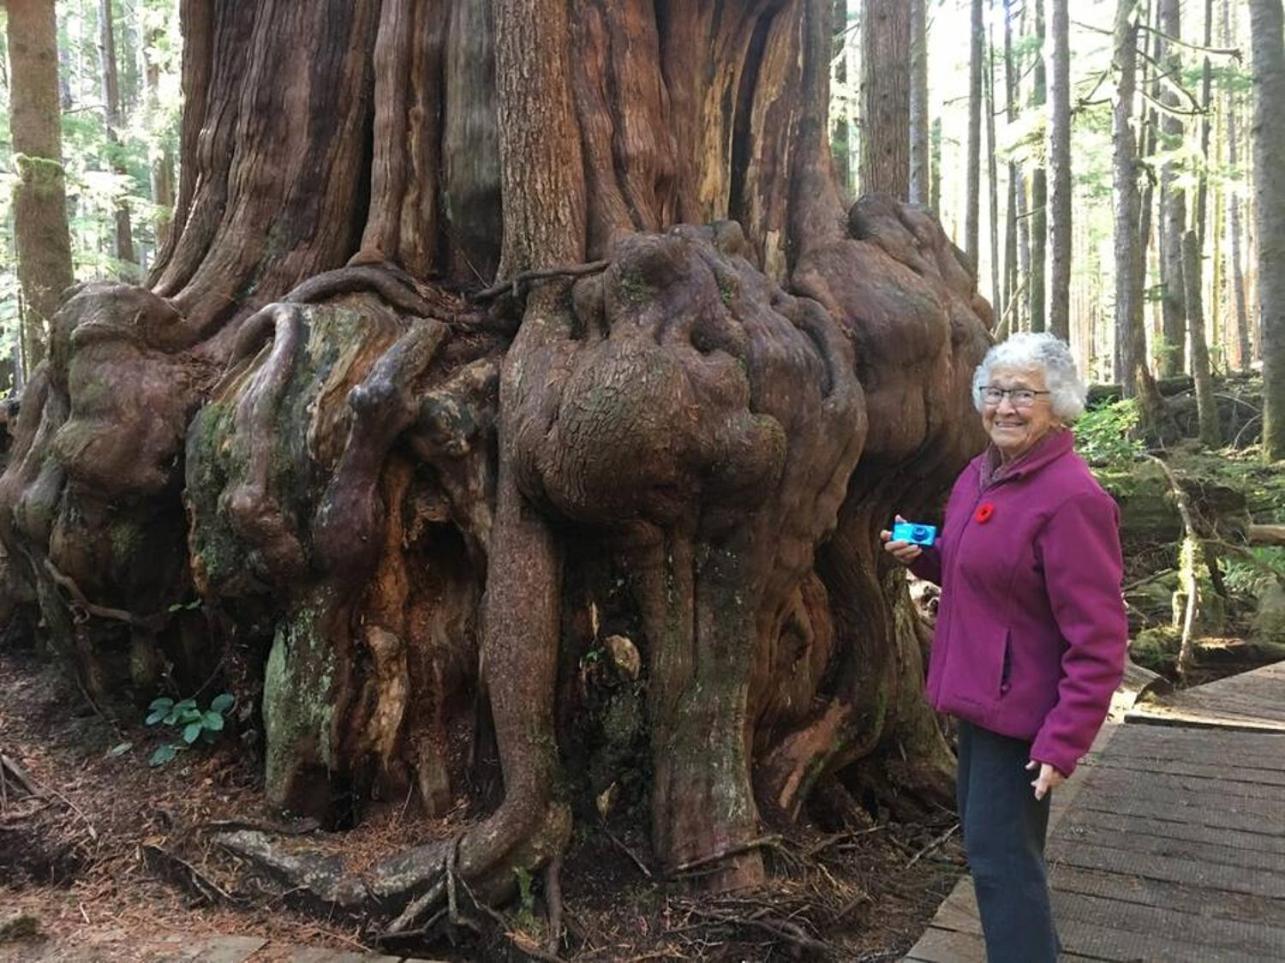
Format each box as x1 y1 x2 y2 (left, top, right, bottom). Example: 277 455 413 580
1251 0 1285 458
5 0 75 376
1046 0 1072 341
99 0 137 268
1029 0 1047 334
965 0 984 268
1157 0 1187 376
1114 0 1142 393
860 0 910 198
909 0 930 206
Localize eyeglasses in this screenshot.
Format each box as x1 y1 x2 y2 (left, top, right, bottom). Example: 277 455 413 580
980 386 1051 408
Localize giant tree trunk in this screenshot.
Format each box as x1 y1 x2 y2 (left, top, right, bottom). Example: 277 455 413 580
861 0 911 198
0 0 991 943
1251 0 1285 459
1047 0 1072 341
5 0 75 375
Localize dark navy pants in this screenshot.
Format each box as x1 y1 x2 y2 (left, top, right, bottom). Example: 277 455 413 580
956 720 1059 963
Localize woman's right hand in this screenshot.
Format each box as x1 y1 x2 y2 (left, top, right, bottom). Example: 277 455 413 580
880 514 923 566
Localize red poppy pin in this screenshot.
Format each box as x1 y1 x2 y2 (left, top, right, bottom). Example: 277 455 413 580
975 502 995 524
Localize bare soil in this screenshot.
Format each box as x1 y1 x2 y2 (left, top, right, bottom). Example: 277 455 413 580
0 646 962 961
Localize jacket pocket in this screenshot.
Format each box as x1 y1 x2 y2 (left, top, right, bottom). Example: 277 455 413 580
998 630 1012 696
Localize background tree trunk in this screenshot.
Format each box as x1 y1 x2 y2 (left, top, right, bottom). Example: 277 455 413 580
832 0 852 195
1157 0 1187 376
1225 0 1251 371
909 0 930 206
860 0 911 198
5 0 75 376
0 0 990 938
1046 0 1072 341
1184 229 1221 444
1029 0 1048 333
986 5 1001 320
965 0 983 267
1251 0 1285 458
98 0 136 268
144 28 175 250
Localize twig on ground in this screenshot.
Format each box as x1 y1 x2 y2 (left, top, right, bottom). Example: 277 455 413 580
1 753 40 801
141 843 236 905
603 826 653 878
905 822 958 868
803 825 885 859
670 834 788 877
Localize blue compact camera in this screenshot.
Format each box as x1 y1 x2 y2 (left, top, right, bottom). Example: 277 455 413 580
892 520 937 546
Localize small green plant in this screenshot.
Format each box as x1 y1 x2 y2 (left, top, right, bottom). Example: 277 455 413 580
145 692 234 767
1076 398 1144 467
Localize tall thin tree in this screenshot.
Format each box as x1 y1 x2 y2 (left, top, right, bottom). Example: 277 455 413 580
1157 0 1187 375
1184 229 1221 443
909 0 930 206
1047 0 1072 341
1002 0 1021 332
860 0 911 198
832 0 852 196
6 0 75 375
1250 0 1285 459
99 0 136 267
1029 0 1048 333
1225 0 1251 371
965 0 984 266
986 4 1001 318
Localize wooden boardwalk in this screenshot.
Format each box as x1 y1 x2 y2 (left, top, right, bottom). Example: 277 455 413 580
904 661 1285 962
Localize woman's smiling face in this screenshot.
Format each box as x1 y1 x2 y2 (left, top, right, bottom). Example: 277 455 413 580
981 365 1060 461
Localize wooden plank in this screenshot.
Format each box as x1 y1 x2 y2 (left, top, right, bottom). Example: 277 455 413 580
1050 863 1285 928
1077 762 1285 802
1051 887 1285 959
1058 916 1269 963
1049 820 1285 875
1107 724 1285 760
902 926 987 963
1054 806 1285 857
1068 783 1285 834
1083 753 1285 788
1050 841 1285 898
1127 702 1285 733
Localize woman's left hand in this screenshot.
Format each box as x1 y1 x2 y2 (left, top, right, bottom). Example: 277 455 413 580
1026 760 1065 800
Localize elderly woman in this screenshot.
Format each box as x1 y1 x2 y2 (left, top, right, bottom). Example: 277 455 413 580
882 332 1127 962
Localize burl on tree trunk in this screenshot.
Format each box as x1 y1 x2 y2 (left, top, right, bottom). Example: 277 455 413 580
0 0 990 936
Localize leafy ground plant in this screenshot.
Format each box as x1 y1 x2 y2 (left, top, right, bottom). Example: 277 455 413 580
145 692 234 766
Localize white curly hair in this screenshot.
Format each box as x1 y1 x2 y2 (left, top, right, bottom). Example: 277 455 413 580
971 332 1087 422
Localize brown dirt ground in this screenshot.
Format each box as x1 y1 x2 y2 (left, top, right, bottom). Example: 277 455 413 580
0 646 962 961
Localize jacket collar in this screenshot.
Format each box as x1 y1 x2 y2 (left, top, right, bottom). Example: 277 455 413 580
979 428 1075 488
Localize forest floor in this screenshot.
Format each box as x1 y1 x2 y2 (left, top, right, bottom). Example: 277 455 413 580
0 644 962 962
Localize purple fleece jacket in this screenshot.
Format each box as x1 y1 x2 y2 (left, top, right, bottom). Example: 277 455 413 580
911 429 1127 777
